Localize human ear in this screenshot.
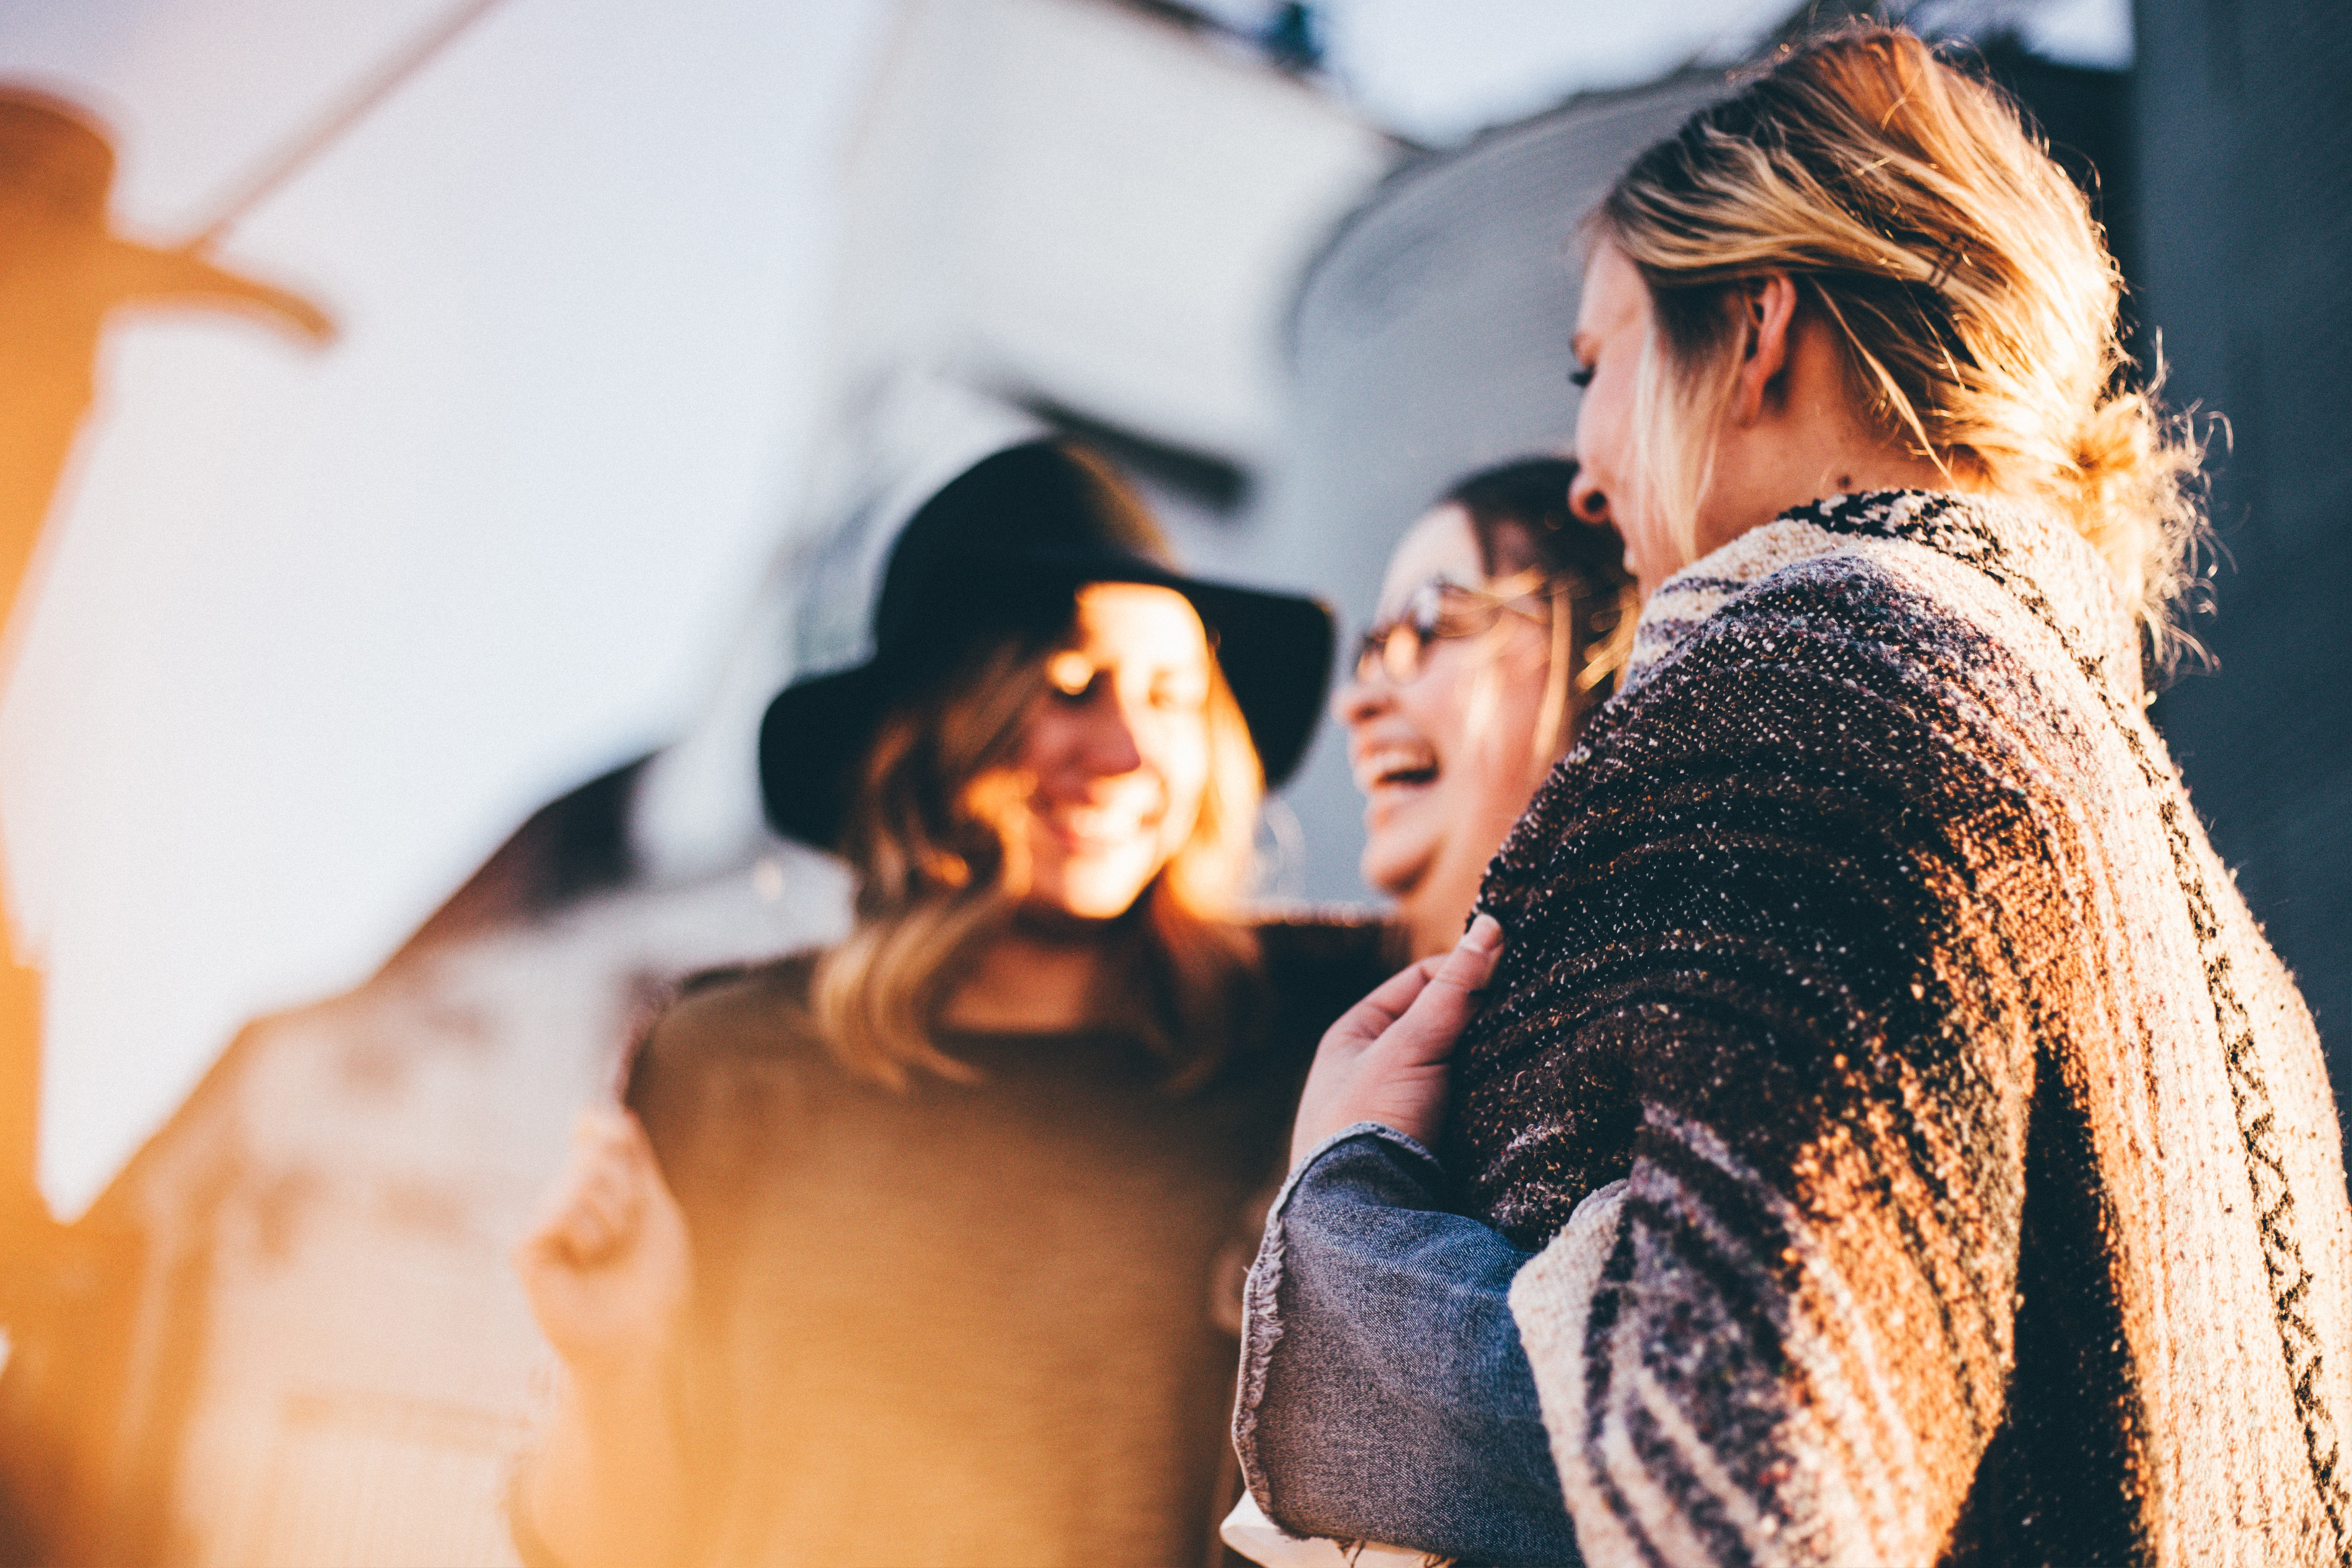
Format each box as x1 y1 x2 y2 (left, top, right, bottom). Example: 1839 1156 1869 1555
1728 273 1800 426
1568 465 1610 525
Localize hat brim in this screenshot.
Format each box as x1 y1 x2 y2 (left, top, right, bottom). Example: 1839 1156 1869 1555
757 659 903 849
97 236 337 343
759 555 1333 850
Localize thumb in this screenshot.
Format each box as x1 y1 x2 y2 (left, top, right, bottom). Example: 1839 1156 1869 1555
1379 914 1504 1066
1433 912 1504 995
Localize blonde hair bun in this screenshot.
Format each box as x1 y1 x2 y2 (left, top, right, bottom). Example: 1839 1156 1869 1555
1598 23 2205 662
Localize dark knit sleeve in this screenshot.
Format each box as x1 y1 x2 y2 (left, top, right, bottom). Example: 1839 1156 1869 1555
1453 577 2048 1566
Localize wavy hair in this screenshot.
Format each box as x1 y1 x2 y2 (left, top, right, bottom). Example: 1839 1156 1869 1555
810 615 1262 1093
1594 23 2207 664
1443 457 1640 763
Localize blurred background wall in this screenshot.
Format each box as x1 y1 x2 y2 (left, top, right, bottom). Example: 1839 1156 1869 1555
1 3 1402 1559
2134 0 2352 1104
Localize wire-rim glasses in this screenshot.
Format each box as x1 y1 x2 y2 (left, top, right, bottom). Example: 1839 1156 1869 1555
1353 570 1555 686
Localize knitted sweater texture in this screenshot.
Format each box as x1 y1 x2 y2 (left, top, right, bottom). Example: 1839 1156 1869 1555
1448 492 2352 1567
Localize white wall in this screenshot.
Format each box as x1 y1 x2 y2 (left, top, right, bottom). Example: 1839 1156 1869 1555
0 0 896 1217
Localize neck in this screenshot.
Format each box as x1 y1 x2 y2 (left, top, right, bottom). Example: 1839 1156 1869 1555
937 919 1113 1033
1399 899 1462 964
1692 314 1971 566
1697 426 1957 568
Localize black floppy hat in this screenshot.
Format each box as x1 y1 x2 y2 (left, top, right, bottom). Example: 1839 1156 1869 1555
759 440 1334 850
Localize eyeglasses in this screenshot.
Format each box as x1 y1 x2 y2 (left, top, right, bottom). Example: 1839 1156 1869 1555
1353 571 1555 686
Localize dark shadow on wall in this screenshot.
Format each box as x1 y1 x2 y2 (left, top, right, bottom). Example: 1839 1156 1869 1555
2135 0 2352 1109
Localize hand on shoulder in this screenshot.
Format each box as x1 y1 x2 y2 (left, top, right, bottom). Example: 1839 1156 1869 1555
514 1106 693 1376
1288 914 1503 1168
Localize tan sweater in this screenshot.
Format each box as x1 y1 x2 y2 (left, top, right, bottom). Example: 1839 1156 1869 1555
627 922 1389 1568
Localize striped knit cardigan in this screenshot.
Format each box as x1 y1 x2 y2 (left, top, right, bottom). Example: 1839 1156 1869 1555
1447 490 2352 1567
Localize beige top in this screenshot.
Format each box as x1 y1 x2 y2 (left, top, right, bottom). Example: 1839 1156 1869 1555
628 924 1390 1568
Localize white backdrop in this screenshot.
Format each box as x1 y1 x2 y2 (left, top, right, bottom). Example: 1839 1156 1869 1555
0 0 894 1216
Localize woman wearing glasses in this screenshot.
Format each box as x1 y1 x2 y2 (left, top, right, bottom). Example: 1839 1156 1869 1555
1237 25 2352 1568
1338 459 1636 962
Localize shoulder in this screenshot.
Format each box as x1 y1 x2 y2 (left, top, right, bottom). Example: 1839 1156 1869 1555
658 952 820 1053
626 953 828 1118
1598 502 2056 776
1254 909 1395 977
1494 504 2074 915
1643 530 1950 677
1632 490 2117 706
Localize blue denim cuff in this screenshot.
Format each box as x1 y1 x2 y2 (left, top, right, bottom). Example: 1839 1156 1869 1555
1273 1120 1441 1214
1234 1126 1580 1568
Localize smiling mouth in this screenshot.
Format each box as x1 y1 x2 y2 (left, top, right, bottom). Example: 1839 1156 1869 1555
1040 807 1157 851
1355 748 1439 792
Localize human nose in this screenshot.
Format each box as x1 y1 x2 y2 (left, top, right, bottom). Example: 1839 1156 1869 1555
1335 661 1391 728
1076 692 1147 778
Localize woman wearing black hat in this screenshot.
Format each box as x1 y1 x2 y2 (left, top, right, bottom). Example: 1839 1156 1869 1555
509 440 1387 1568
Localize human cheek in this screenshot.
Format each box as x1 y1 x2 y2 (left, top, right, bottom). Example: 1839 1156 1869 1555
1575 370 1626 504
1015 698 1078 781
1153 722 1212 843
1335 669 1384 734
1392 657 1468 776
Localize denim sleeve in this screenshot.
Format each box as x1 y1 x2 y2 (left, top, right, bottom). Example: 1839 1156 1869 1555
1232 1124 1581 1568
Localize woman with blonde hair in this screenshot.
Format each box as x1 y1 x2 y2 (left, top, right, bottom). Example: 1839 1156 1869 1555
1234 26 2352 1568
510 439 1387 1568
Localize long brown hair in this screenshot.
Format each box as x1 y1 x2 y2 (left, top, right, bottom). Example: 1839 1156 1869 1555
1443 457 1639 763
1593 24 2206 662
810 611 1263 1092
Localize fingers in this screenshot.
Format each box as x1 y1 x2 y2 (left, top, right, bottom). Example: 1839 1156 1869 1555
1321 955 1445 1054
1373 915 1505 1070
1423 914 1504 1003
1287 916 1508 1163
523 1109 659 1269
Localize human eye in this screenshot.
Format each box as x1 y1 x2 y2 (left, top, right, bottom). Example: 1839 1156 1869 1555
1405 582 1451 637
1148 670 1210 712
1045 651 1095 699
1567 362 1595 390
